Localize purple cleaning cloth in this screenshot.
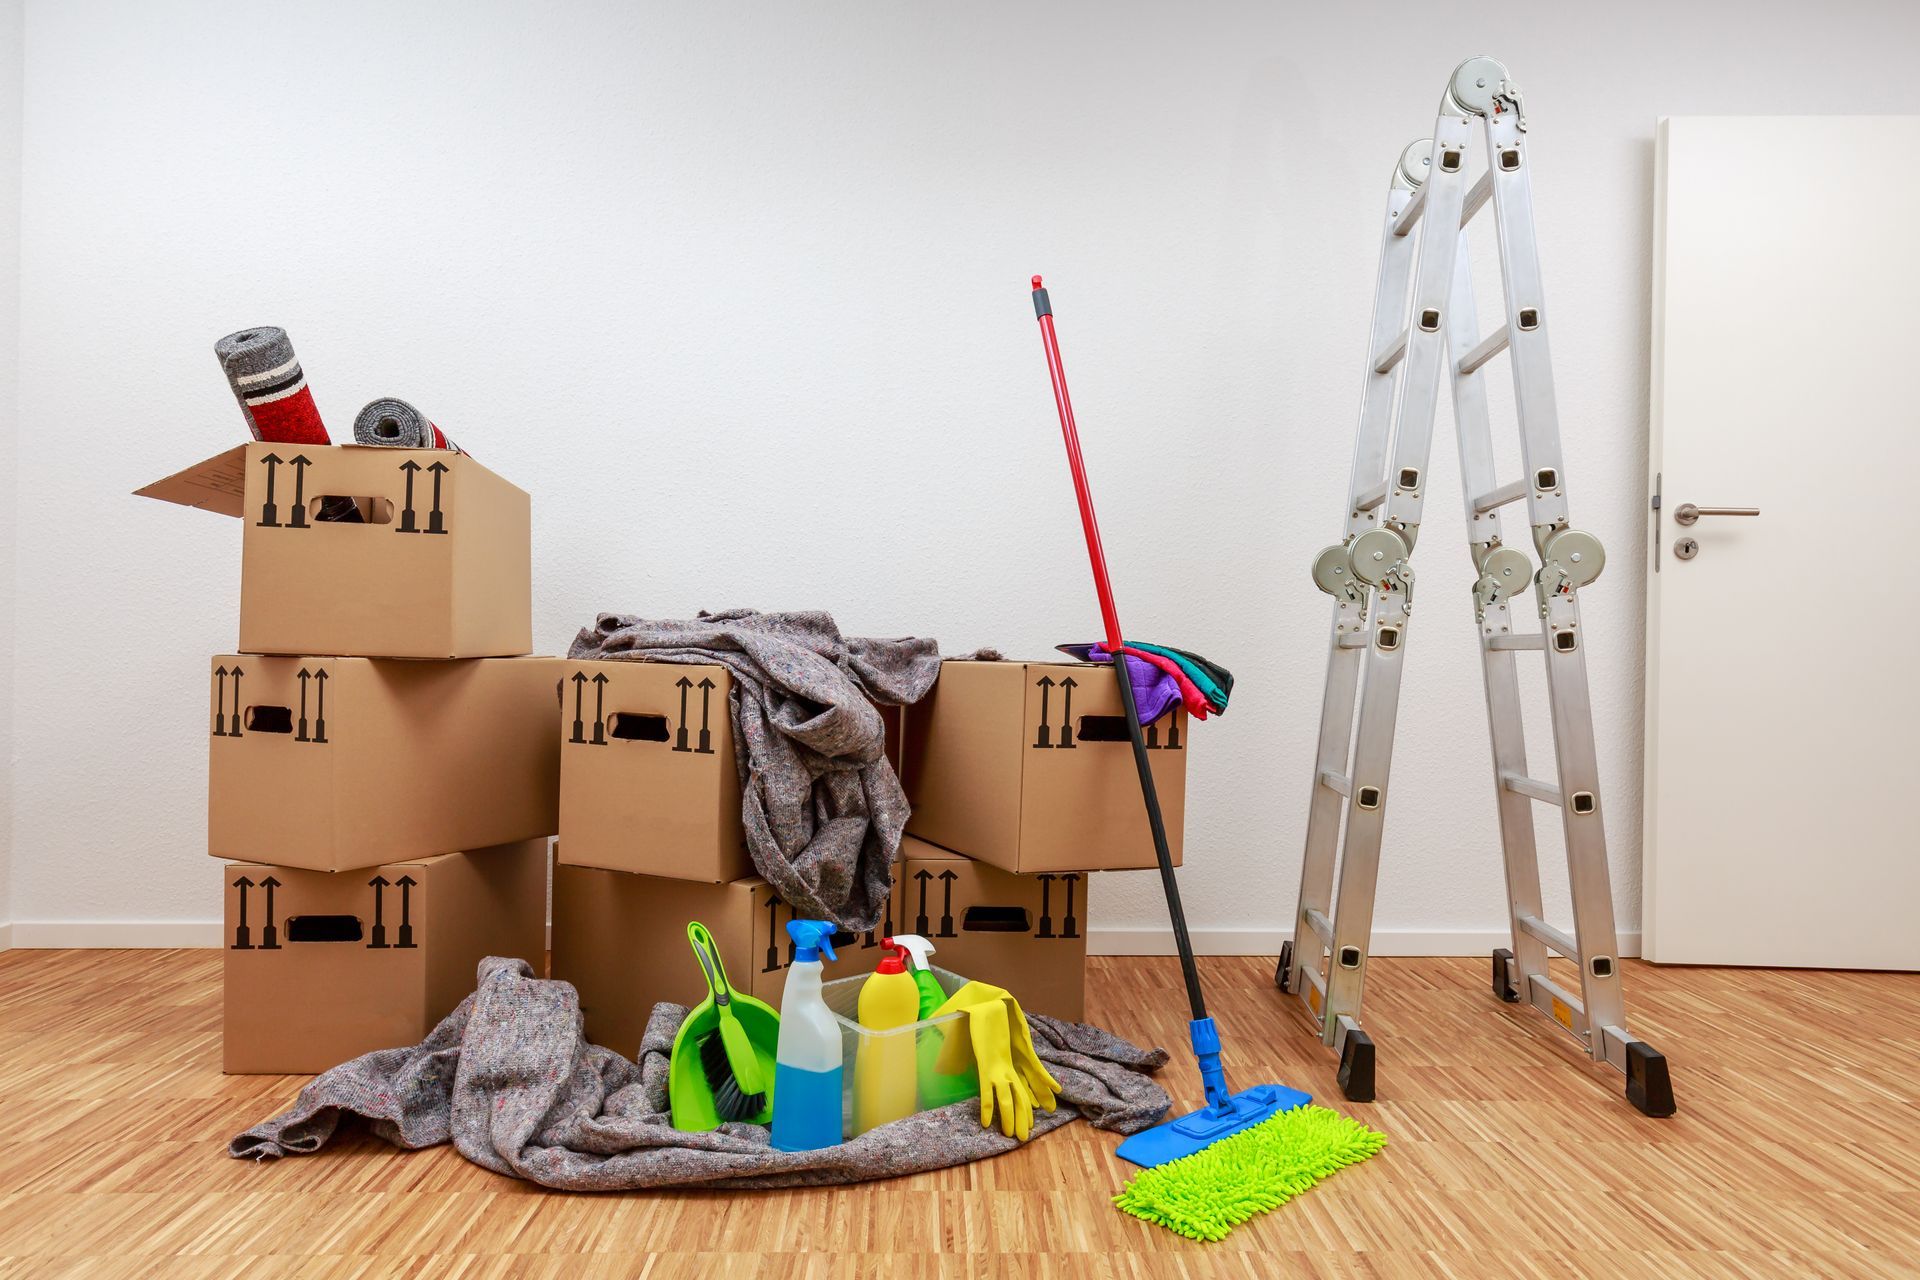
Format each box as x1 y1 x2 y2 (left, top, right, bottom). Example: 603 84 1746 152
1086 643 1182 725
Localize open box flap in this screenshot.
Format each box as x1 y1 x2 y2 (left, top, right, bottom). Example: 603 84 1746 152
133 444 249 517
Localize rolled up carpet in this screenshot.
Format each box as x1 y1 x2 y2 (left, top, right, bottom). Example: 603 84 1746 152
353 398 463 453
215 327 331 446
216 326 360 522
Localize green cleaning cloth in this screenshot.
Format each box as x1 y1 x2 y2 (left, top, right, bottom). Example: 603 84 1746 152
1112 1106 1386 1242
1126 641 1232 711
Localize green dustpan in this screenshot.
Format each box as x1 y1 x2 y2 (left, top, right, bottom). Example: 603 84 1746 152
669 921 781 1130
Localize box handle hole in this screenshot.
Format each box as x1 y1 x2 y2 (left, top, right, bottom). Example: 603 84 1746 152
962 906 1033 933
243 706 292 734
310 496 394 525
1075 714 1131 742
609 713 669 742
286 915 363 943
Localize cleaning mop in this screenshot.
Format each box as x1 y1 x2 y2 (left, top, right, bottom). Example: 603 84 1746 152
1030 276 1384 1231
353 398 464 453
1031 275 1305 1160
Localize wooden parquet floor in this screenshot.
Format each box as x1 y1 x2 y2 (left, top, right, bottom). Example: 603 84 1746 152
0 948 1915 1278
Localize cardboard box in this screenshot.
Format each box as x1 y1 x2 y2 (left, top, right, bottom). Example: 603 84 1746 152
222 838 548 1074
901 660 1187 874
556 660 748 882
137 443 531 658
889 837 1086 1020
209 654 561 871
557 661 906 883
551 865 891 1057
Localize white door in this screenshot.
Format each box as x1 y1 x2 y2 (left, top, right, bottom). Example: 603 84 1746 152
1645 116 1920 968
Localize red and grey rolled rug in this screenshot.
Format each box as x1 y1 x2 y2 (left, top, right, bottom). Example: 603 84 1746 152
215 326 331 445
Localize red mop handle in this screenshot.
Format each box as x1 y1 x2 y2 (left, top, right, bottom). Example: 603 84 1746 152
1032 276 1124 653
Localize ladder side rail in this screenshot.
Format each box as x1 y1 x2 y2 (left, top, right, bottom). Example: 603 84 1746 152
1481 107 1629 1060
1441 231 1554 1000
1344 184 1421 538
1319 119 1475 1041
1288 175 1424 1007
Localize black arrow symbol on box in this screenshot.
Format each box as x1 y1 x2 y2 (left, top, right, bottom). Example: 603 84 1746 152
1036 873 1056 938
763 895 783 973
231 875 254 949
590 673 608 745
397 460 420 534
1061 874 1081 939
296 669 311 742
569 672 587 744
673 677 692 752
786 904 798 967
256 453 282 528
395 875 418 949
287 454 312 529
424 461 449 535
311 670 328 744
696 679 716 754
259 875 282 950
368 875 390 948
882 893 894 939
228 667 244 737
1167 714 1181 750
913 869 932 935
1033 676 1054 749
1145 721 1159 750
213 665 230 737
1059 676 1078 748
937 869 957 939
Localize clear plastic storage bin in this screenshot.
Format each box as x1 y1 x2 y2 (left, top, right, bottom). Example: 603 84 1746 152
820 965 982 1140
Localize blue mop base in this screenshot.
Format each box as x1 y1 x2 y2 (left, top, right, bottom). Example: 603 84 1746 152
1114 1082 1311 1168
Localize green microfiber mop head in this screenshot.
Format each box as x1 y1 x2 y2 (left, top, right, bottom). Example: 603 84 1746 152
1113 1105 1387 1242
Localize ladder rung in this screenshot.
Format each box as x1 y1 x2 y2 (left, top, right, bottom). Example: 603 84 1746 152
1486 633 1545 651
1353 481 1388 512
1515 911 1576 958
1502 773 1564 806
1336 633 1368 649
1305 908 1334 946
1460 170 1493 225
1318 770 1352 797
1371 328 1409 374
1457 324 1510 376
1395 168 1492 239
1391 181 1428 238
1473 478 1529 513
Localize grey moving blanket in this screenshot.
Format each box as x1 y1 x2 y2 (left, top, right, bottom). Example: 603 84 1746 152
570 609 942 931
230 958 1172 1190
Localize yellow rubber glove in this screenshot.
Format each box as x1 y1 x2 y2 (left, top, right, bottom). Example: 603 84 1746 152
999 995 1061 1113
966 999 1034 1141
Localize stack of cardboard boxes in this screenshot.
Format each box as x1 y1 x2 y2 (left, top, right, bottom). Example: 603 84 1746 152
141 443 561 1073
552 653 1186 1056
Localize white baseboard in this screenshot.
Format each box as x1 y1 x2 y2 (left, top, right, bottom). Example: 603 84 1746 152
1087 927 1642 958
7 920 224 948
0 920 1640 959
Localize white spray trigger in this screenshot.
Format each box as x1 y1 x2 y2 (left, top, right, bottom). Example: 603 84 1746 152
891 934 936 972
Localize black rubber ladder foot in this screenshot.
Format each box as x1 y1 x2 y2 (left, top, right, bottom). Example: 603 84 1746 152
1274 941 1294 993
1491 947 1520 1003
1625 1040 1676 1118
1337 1029 1376 1103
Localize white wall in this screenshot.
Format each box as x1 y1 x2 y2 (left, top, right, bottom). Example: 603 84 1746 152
9 1 1920 950
1 0 23 945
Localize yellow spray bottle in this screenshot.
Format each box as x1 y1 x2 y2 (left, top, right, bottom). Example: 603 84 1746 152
853 938 921 1133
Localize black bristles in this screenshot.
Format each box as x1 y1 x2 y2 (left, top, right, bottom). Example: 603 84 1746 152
699 1030 766 1122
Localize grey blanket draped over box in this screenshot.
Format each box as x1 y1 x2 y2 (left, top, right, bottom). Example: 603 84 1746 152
569 609 942 932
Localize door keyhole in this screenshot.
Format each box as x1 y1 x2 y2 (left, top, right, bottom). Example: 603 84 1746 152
1673 537 1699 561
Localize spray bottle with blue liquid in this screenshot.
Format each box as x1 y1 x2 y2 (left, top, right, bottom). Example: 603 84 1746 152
769 919 843 1151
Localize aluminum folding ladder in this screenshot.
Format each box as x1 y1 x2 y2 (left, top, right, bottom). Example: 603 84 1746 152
1274 56 1674 1117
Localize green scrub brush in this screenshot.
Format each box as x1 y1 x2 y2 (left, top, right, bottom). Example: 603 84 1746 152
669 921 781 1129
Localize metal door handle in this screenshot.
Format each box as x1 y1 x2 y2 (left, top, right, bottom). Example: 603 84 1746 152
1673 503 1759 526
